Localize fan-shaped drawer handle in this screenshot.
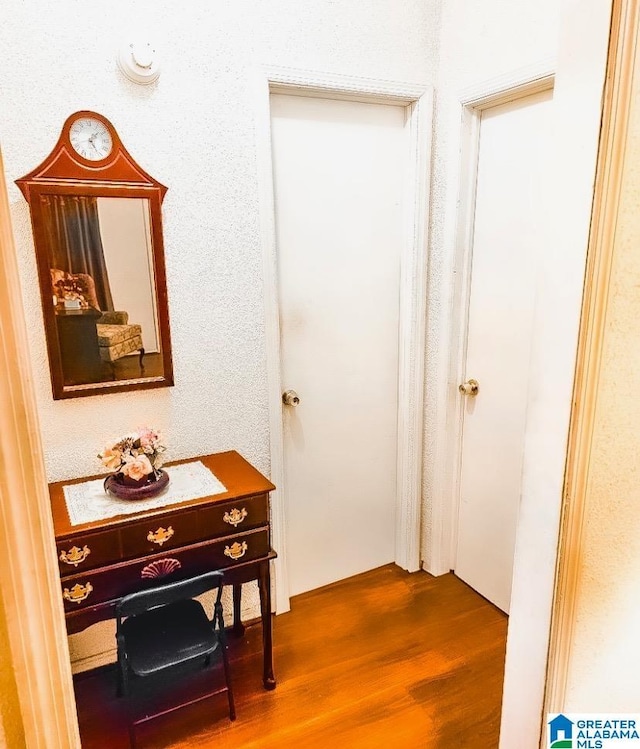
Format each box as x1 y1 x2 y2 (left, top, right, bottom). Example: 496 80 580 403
223 508 248 527
63 582 93 604
141 558 182 579
224 541 248 561
59 545 91 567
147 526 174 545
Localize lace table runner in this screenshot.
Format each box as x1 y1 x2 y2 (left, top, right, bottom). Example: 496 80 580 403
63 460 227 526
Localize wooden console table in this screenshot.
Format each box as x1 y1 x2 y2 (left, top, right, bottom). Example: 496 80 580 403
49 451 277 689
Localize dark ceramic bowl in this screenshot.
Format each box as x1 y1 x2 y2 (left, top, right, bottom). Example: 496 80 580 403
103 469 170 500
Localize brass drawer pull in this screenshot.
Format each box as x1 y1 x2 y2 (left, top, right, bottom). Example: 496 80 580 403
224 541 248 561
223 507 248 527
59 545 91 567
147 526 174 546
63 582 93 604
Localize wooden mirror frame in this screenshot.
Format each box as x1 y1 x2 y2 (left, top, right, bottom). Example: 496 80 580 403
16 110 174 399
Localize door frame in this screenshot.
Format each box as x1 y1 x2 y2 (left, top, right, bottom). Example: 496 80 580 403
0 145 81 748
544 0 635 714
426 63 556 578
254 66 433 612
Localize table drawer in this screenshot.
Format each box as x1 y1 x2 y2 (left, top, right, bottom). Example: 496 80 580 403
60 528 270 612
120 510 200 559
57 529 119 574
199 494 268 536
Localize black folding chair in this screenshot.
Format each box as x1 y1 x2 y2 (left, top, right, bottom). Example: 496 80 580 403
115 570 235 747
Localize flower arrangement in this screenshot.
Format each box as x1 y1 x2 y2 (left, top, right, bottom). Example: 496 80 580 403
98 427 166 483
53 276 89 308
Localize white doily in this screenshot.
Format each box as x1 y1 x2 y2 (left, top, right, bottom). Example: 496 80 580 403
63 460 227 526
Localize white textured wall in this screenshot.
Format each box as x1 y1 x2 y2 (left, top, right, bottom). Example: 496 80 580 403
0 0 438 483
0 0 438 669
563 32 640 710
421 0 560 566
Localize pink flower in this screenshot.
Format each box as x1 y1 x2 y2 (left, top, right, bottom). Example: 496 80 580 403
121 454 153 481
138 427 158 450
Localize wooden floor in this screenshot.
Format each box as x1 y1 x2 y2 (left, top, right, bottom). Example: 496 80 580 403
75 565 507 749
110 352 163 381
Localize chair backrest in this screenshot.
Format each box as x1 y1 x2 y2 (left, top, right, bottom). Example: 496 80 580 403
116 570 224 620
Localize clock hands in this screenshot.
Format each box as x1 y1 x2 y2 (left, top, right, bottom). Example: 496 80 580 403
87 133 101 156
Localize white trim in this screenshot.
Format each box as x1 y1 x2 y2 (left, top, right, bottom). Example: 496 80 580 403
255 67 433 610
426 67 555 578
459 58 557 106
544 0 634 716
266 65 428 104
500 0 613 744
254 69 291 614
396 91 432 572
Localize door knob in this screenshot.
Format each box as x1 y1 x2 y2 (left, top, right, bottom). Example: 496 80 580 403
282 389 300 406
459 379 479 397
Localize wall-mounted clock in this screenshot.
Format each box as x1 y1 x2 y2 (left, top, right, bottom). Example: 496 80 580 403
68 115 114 162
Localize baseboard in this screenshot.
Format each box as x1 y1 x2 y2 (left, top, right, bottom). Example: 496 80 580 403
71 647 117 675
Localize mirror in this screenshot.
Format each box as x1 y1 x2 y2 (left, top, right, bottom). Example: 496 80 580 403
17 111 174 399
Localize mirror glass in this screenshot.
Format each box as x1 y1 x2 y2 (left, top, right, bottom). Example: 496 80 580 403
41 194 163 388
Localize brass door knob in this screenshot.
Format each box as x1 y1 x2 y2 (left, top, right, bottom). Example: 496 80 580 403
282 389 300 406
459 379 479 397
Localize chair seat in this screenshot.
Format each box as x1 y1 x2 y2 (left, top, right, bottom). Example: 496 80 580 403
96 323 143 347
98 334 144 363
122 599 219 677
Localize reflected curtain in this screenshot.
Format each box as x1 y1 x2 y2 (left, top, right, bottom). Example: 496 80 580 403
42 195 114 311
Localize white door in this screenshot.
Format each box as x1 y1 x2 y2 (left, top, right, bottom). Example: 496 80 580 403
270 93 408 597
455 88 554 613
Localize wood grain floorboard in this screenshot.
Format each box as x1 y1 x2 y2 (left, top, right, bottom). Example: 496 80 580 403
75 565 507 748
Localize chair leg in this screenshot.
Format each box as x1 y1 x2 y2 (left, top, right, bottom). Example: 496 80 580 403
117 654 130 698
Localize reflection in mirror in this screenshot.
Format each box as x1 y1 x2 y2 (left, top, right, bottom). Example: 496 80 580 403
17 110 173 399
42 195 161 386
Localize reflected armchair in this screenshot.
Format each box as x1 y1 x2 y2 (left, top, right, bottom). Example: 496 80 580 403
50 269 145 375
96 312 145 373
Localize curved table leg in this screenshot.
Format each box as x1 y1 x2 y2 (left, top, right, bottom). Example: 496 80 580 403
258 560 276 690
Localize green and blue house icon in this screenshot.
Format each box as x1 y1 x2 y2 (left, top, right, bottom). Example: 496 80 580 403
549 714 574 748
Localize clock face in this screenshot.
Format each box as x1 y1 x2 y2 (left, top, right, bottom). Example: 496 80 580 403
69 117 113 161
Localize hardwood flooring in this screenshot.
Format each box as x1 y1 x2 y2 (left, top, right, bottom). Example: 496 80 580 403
109 352 163 381
75 565 507 749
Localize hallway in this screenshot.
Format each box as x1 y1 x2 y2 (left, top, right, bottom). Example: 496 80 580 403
75 565 507 748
